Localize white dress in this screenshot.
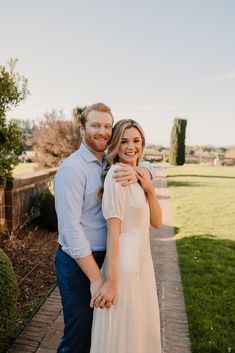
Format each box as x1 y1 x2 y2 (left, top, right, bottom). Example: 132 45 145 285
90 165 162 353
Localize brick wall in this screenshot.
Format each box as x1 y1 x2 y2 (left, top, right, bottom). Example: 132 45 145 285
0 168 57 234
0 187 6 233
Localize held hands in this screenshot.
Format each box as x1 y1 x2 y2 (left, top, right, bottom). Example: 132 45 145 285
90 276 104 306
113 163 138 186
90 279 118 309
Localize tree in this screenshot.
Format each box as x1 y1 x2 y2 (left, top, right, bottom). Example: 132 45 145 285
0 59 28 185
169 118 187 165
13 118 37 152
72 105 86 125
29 109 81 168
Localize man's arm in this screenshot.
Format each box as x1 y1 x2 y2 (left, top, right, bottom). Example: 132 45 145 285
112 161 155 185
54 167 103 297
77 255 104 302
135 169 162 228
90 218 121 309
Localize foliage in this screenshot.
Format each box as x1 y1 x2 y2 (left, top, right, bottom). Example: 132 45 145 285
13 118 37 152
0 59 28 185
72 105 86 125
0 248 19 352
39 188 57 231
29 109 81 168
169 118 187 165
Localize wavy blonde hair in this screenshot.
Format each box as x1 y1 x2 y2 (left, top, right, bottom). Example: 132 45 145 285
97 119 145 200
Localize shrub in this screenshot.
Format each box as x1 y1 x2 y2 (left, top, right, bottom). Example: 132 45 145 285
169 118 187 165
0 248 19 352
39 188 58 231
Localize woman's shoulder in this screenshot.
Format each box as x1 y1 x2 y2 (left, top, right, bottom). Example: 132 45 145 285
104 164 122 188
106 164 120 176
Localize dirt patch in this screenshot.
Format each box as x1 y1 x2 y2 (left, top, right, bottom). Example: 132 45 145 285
0 224 58 327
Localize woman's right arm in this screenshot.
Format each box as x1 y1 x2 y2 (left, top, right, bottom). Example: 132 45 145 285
90 217 121 308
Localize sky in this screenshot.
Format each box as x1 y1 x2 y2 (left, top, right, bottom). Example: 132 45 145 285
1 0 235 147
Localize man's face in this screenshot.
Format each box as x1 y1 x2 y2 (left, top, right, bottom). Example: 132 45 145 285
81 110 113 153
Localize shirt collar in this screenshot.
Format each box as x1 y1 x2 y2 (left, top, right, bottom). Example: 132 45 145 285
79 143 105 166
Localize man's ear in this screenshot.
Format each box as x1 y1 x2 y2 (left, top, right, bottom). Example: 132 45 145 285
80 125 84 138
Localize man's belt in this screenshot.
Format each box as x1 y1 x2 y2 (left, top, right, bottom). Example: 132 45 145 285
58 244 106 259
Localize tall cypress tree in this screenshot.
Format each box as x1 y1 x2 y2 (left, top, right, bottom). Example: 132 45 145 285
169 118 187 165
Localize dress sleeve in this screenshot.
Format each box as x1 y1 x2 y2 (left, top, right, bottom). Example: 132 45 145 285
102 166 127 220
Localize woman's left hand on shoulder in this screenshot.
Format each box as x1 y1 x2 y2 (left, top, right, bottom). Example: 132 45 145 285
135 166 155 195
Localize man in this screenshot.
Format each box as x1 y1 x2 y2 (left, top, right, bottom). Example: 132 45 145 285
54 103 154 353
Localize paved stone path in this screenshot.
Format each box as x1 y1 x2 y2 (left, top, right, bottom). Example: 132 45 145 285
7 166 191 353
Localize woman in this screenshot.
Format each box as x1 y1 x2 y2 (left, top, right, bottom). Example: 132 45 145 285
90 119 162 353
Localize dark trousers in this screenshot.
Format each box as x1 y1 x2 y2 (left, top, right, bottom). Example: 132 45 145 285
55 248 105 353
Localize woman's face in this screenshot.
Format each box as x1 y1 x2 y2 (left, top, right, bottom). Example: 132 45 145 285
117 127 143 166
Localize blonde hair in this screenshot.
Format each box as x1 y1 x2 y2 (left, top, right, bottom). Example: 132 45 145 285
97 119 145 200
79 102 114 128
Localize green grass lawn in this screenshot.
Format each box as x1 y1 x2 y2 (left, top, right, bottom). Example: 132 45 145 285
13 163 38 176
167 165 235 353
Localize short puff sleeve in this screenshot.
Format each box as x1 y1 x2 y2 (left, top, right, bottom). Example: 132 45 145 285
102 166 127 220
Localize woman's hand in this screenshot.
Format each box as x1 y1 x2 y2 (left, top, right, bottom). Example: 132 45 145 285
135 167 155 195
112 163 138 186
90 279 118 309
90 276 105 307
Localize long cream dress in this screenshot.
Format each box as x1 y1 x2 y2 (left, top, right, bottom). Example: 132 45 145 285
90 165 162 353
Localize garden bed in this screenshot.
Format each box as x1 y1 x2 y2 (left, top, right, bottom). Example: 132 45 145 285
0 223 58 340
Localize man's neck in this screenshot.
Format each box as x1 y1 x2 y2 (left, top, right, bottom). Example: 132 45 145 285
82 142 104 162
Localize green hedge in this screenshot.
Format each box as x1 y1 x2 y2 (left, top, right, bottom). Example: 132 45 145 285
39 188 58 231
0 248 19 352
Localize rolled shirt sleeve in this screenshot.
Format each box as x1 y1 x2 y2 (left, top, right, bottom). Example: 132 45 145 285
54 166 92 259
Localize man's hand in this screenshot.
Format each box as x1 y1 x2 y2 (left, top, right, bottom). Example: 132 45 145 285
90 277 104 308
113 163 137 186
90 279 118 309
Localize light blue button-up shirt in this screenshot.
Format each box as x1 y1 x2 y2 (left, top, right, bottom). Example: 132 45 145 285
54 144 107 259
54 143 155 260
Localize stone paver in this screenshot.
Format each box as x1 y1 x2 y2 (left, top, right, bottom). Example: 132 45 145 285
151 166 191 353
8 166 191 353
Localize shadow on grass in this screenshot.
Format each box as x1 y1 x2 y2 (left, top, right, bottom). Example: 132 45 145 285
176 234 235 353
168 174 235 179
156 195 169 200
167 180 204 187
174 226 180 235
